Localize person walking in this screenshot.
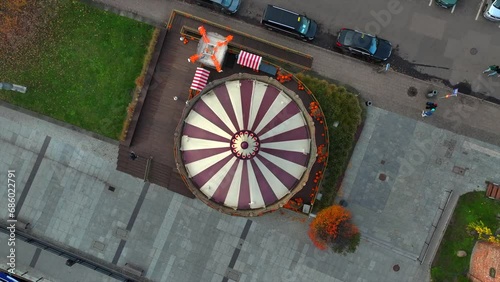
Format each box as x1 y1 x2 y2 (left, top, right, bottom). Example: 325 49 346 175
129 151 138 160
483 65 500 76
426 102 438 109
421 108 435 117
490 65 500 77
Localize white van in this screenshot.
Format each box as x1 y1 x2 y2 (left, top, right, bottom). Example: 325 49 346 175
484 0 500 21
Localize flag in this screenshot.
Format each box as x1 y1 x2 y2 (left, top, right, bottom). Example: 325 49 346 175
444 88 458 99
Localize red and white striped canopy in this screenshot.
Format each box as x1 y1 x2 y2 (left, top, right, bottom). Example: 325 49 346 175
237 51 262 70
190 67 210 91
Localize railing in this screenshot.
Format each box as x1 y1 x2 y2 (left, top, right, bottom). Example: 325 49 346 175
418 190 455 264
0 223 147 282
144 157 153 182
288 72 330 215
121 29 168 147
178 23 312 70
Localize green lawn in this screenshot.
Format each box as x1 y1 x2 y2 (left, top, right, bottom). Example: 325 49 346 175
0 0 153 139
431 191 500 282
296 74 363 212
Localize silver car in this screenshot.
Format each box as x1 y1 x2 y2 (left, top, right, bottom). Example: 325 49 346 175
196 0 241 14
484 0 500 21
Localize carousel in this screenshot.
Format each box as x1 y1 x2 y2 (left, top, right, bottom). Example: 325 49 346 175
174 72 317 216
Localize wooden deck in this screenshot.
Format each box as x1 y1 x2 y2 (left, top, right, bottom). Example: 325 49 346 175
117 12 324 206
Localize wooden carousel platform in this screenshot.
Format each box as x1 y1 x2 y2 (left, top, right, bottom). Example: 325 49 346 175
117 10 326 212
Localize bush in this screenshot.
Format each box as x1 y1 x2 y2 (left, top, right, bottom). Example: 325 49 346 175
308 205 361 254
296 74 363 211
119 27 161 141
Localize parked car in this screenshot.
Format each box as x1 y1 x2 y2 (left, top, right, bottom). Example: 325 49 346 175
435 0 457 8
484 0 500 21
195 0 241 14
261 5 317 41
335 28 392 62
0 272 20 282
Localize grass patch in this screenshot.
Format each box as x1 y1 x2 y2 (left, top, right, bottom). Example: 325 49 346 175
431 191 500 282
296 74 363 212
0 0 153 139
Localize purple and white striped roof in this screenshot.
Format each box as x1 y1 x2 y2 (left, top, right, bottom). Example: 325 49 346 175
177 76 315 212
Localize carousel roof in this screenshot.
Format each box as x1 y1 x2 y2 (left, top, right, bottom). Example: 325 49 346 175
175 74 316 214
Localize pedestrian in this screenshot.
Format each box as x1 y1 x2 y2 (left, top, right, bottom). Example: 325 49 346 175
483 65 500 76
129 151 138 160
490 65 500 77
426 102 438 109
421 108 435 117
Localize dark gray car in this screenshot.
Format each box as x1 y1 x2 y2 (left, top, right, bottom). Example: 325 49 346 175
261 5 318 41
335 28 392 62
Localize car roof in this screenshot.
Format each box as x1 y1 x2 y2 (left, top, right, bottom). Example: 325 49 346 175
339 29 375 50
263 5 303 29
340 28 375 38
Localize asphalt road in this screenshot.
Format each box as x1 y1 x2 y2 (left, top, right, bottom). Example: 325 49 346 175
223 0 500 102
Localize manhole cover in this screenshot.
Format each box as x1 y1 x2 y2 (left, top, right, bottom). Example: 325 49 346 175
470 48 478 55
225 269 242 281
393 264 400 272
91 240 106 251
407 86 417 97
452 166 466 176
379 173 387 181
115 228 129 240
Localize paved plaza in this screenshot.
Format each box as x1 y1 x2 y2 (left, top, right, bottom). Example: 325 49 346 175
1 97 500 281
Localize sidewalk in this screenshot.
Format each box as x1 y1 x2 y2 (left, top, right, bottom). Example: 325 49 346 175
5 99 500 282
90 0 500 147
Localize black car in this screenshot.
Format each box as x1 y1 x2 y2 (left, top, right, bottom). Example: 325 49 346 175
335 28 392 62
261 5 318 41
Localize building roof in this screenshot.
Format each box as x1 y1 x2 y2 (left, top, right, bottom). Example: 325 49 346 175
469 241 500 282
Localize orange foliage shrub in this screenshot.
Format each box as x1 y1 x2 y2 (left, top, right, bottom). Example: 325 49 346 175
308 205 360 254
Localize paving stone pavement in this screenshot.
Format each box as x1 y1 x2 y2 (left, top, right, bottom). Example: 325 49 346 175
339 107 500 262
2 92 500 282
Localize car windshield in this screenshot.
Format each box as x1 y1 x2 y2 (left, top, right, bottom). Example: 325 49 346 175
343 31 378 54
369 37 378 54
298 16 310 35
221 0 233 8
494 0 500 8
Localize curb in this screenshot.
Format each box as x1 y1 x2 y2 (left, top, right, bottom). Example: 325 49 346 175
0 100 118 146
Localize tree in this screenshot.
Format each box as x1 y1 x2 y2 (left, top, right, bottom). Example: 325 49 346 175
308 205 360 254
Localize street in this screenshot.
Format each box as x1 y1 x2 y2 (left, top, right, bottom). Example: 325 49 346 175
228 0 500 102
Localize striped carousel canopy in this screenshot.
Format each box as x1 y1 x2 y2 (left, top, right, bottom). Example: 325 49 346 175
190 67 210 91
178 76 314 212
237 51 262 70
